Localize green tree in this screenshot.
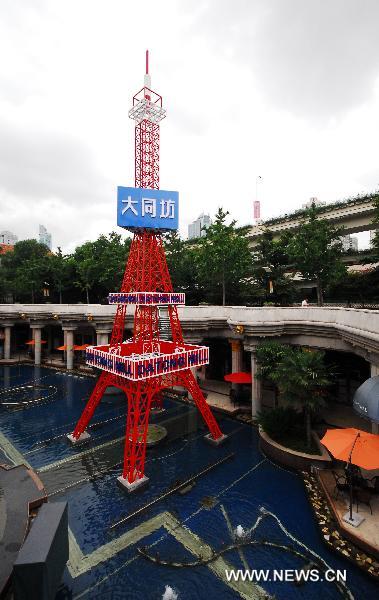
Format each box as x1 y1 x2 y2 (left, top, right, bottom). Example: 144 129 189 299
253 231 295 305
73 242 98 303
94 232 131 293
72 233 130 303
164 231 203 304
1 240 50 303
327 265 379 306
288 203 346 305
0 261 6 300
271 347 331 450
255 341 289 407
196 208 253 305
48 247 74 303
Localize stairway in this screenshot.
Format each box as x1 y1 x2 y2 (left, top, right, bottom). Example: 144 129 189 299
158 307 171 341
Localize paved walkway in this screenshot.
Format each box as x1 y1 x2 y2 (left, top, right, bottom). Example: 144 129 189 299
319 469 379 558
320 402 372 432
198 379 251 415
0 465 46 595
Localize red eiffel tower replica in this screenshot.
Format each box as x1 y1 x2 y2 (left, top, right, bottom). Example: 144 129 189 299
68 51 226 492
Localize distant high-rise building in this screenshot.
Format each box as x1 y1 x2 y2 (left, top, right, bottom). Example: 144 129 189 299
188 213 211 240
39 224 52 250
0 230 18 245
302 197 326 209
341 234 358 252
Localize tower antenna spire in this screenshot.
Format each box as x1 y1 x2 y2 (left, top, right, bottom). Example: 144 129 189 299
144 49 151 90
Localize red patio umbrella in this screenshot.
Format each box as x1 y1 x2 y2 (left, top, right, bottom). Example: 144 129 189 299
224 372 252 384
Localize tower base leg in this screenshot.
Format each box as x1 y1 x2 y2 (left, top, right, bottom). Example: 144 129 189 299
67 431 91 445
204 433 228 446
117 474 149 493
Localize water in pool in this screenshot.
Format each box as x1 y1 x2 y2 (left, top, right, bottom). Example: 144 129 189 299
0 365 377 599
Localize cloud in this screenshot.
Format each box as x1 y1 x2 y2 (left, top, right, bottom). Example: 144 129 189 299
0 115 113 249
188 0 379 118
0 119 109 205
0 0 378 253
357 167 379 192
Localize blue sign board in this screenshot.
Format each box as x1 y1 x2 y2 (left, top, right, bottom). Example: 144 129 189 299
117 187 179 230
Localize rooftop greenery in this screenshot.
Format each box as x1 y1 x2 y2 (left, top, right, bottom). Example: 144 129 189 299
257 190 379 227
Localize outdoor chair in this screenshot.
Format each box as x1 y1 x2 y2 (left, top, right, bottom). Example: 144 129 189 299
332 470 349 500
366 475 379 494
351 470 369 489
229 388 238 407
355 487 373 515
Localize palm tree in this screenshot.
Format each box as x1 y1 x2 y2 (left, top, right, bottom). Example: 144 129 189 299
255 341 289 407
271 348 331 450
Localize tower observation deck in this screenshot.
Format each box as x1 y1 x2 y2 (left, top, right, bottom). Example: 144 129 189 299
67 51 226 492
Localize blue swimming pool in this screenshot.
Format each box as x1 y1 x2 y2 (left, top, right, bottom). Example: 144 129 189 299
0 365 377 599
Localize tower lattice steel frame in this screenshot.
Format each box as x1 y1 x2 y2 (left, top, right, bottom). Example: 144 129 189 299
68 52 225 492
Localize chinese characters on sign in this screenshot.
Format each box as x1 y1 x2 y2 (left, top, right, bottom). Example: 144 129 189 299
117 187 179 230
108 292 185 305
86 345 209 381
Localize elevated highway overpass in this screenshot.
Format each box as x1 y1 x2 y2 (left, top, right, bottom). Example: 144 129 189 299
249 195 378 245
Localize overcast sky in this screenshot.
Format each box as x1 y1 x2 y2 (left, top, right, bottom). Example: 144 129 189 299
0 0 378 252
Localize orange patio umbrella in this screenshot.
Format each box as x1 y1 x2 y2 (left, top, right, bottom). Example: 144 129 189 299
25 340 47 345
321 427 379 523
321 427 379 471
56 344 89 351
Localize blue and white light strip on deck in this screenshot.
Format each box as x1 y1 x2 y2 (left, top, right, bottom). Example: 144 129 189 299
108 292 185 305
86 344 208 381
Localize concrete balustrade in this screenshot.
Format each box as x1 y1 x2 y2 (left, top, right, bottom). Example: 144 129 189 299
1 305 379 424
1 305 379 349
1 305 379 363
0 303 378 348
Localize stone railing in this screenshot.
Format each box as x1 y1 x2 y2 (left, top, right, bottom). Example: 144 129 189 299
179 305 379 360
1 304 379 361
